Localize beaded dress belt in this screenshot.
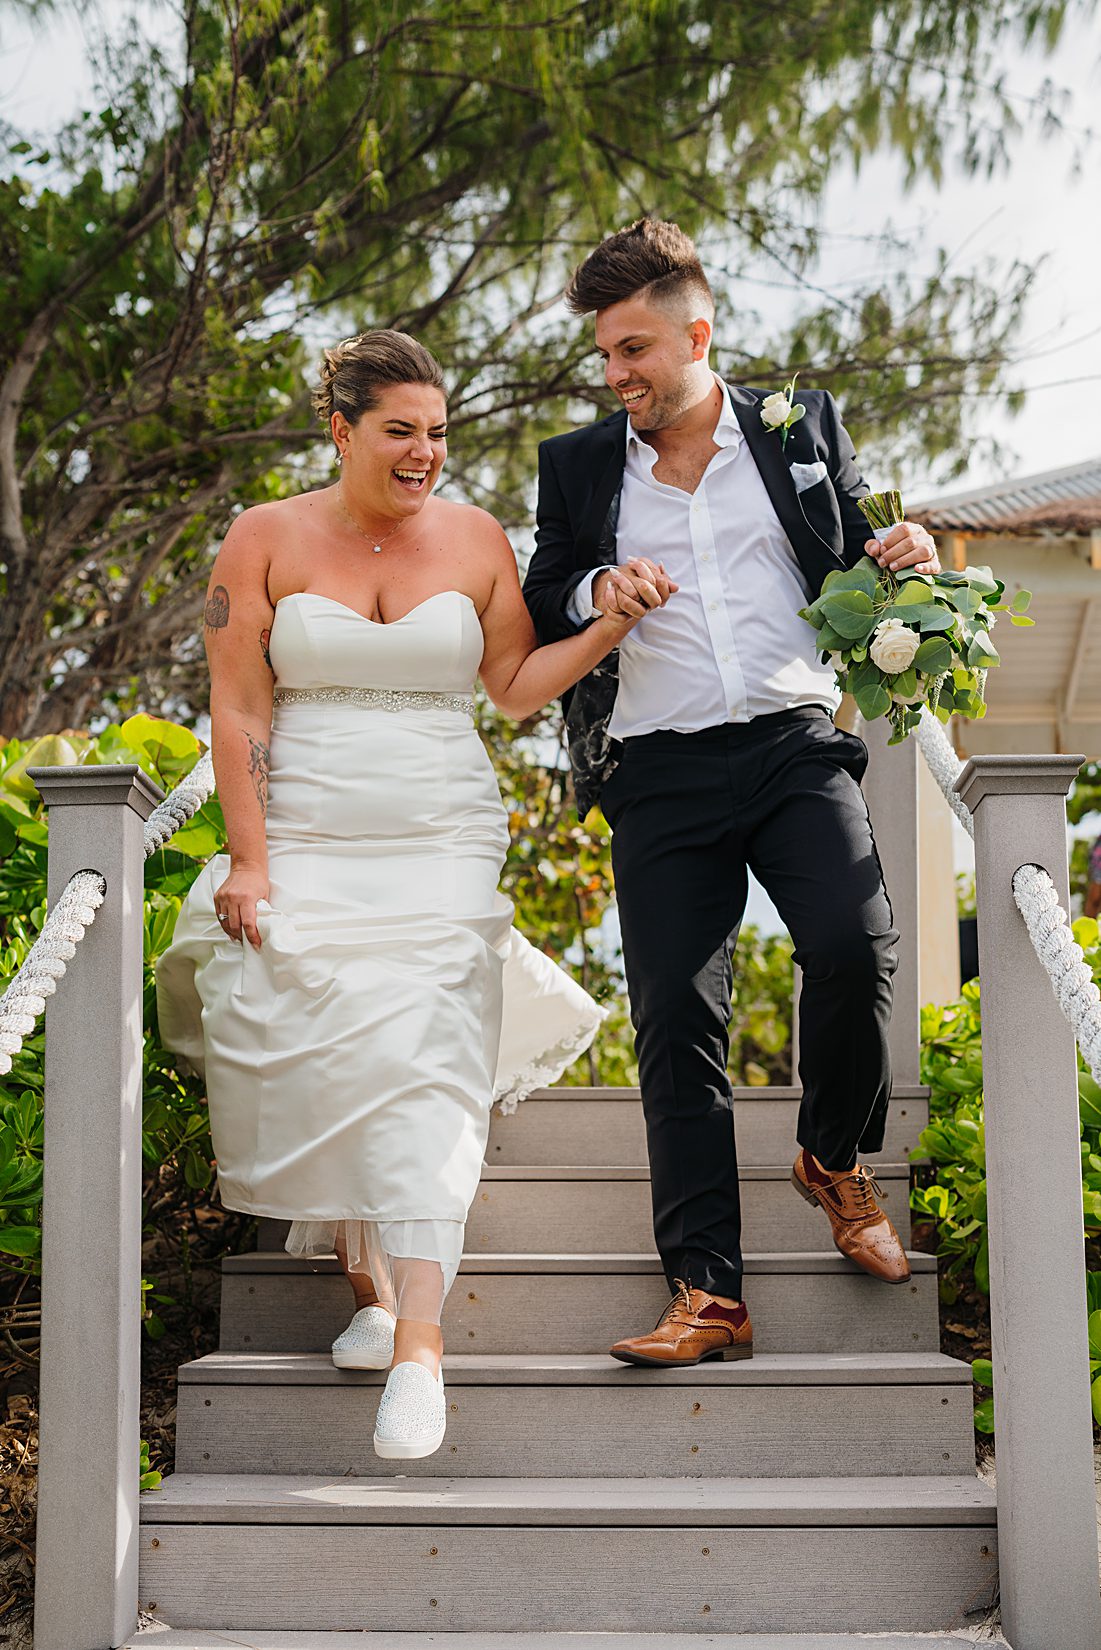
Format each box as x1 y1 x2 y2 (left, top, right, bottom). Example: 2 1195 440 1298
273 685 475 718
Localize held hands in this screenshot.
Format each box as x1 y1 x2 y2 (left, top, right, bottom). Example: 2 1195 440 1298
866 521 940 576
595 558 679 627
212 863 270 950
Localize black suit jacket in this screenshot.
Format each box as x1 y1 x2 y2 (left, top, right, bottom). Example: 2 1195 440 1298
522 383 872 816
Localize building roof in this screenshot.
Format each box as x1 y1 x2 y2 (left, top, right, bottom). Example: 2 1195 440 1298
915 456 1101 536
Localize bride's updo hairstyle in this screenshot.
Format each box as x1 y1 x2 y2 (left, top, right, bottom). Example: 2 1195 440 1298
311 329 446 438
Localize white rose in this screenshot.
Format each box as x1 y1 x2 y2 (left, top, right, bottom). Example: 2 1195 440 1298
869 617 921 674
828 651 847 674
761 391 792 429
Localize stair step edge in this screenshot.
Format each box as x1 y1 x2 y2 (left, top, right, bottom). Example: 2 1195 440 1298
177 1350 971 1386
140 1473 996 1528
122 1633 1005 1649
224 1251 938 1276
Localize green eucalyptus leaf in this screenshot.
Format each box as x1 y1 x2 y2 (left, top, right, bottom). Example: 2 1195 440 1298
916 606 956 633
821 560 879 597
818 590 876 640
893 580 935 607
914 637 954 674
967 632 999 668
854 680 891 721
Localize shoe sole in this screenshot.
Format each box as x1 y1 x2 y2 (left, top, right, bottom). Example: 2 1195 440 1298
331 1348 393 1369
790 1168 912 1285
373 1424 446 1460
609 1343 753 1368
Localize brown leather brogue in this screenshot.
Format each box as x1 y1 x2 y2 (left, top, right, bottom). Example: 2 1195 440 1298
609 1279 753 1367
792 1147 911 1284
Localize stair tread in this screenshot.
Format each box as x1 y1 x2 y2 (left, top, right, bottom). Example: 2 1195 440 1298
122 1634 1004 1648
142 1473 995 1527
510 1085 931 1101
225 1250 938 1276
476 1163 911 1181
178 1350 971 1387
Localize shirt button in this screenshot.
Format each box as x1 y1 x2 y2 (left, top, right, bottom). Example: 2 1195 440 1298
709 601 718 612
701 552 711 562
721 652 731 662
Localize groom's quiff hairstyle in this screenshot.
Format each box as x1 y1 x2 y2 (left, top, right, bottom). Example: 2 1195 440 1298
565 218 714 321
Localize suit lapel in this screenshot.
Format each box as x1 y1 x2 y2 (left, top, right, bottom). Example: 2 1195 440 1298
728 384 816 557
578 414 627 566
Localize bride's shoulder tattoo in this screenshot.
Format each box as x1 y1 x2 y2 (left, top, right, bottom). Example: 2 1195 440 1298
205 584 230 632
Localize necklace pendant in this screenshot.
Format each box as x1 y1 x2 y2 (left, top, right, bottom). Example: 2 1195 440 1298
372 544 382 554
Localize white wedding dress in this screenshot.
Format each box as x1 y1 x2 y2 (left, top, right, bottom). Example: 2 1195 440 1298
155 589 605 1321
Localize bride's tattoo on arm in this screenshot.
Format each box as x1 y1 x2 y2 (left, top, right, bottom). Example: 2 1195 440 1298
245 731 270 817
260 627 273 672
205 585 230 633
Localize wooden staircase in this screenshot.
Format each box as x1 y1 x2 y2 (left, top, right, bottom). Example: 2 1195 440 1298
132 1085 999 1645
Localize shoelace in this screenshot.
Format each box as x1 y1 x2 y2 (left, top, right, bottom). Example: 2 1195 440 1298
833 1165 887 1221
656 1277 696 1328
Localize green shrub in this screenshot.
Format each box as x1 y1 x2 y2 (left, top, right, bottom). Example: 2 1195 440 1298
915 921 1101 1430
0 716 223 1289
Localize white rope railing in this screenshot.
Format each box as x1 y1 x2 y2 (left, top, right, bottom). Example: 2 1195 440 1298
142 749 215 860
913 710 975 840
0 752 217 1076
0 872 107 1075
1012 863 1101 1090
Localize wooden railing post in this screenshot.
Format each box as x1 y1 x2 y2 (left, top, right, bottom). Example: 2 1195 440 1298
860 716 921 1085
29 765 163 1650
955 752 1101 1650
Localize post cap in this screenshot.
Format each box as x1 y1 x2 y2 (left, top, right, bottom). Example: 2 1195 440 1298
28 764 164 819
954 752 1083 814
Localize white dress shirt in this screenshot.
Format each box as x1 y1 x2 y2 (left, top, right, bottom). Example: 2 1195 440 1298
567 379 840 739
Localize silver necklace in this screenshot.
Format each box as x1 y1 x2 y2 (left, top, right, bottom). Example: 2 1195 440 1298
337 483 403 554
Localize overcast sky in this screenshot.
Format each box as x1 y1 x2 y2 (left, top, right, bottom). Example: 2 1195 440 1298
3 2 1097 931
3 1 1097 500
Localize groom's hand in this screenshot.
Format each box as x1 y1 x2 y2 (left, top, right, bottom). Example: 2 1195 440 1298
866 520 940 575
595 558 678 623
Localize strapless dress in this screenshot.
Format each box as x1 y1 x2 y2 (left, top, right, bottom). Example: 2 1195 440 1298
156 589 605 1314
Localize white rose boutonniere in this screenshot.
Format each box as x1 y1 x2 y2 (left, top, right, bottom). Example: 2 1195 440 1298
760 372 806 450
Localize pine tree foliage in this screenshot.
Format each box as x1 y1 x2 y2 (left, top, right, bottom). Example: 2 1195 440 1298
0 0 1090 733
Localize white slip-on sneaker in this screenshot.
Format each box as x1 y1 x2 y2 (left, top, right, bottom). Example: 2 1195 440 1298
331 1304 395 1370
373 1360 446 1460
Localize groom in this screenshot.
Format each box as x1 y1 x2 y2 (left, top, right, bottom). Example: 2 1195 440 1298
523 219 940 1366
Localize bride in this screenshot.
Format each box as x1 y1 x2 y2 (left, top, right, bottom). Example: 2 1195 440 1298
156 328 675 1460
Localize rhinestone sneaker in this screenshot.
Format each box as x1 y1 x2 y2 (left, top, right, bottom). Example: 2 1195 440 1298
331 1304 395 1370
373 1360 446 1460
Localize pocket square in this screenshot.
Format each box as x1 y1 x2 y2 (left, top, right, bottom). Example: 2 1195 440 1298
789 459 828 494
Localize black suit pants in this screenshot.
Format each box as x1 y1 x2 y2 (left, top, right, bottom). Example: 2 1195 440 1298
600 706 899 1303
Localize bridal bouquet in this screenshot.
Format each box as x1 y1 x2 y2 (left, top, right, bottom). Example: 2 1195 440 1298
797 490 1034 743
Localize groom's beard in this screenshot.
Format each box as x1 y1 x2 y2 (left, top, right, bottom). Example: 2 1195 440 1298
629 372 708 434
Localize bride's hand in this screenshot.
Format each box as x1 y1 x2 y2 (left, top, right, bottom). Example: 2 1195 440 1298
597 559 678 626
212 863 270 949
